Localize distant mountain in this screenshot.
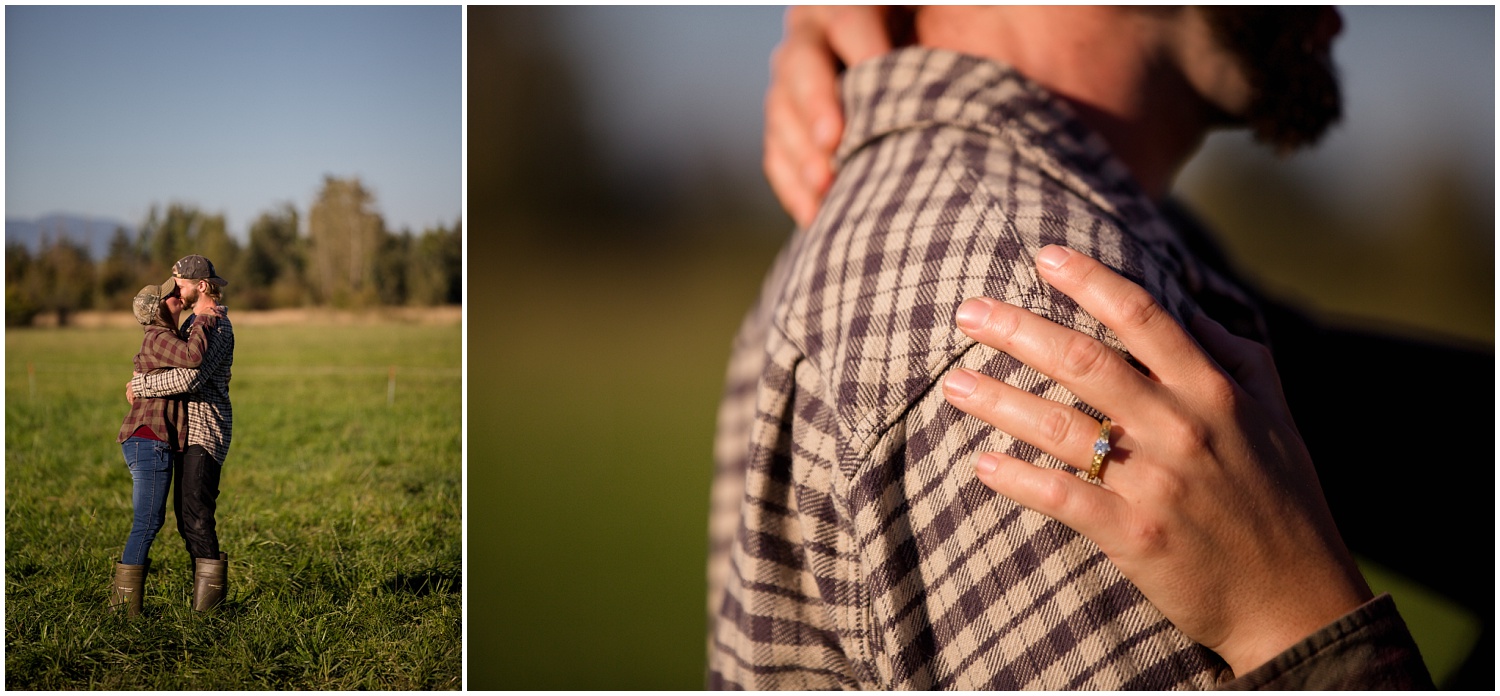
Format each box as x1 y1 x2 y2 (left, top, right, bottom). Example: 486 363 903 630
5 214 132 261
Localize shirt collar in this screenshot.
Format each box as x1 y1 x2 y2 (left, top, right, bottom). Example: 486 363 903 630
835 47 1187 258
832 47 1267 348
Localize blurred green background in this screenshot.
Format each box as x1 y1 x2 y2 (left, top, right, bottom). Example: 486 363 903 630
467 7 1494 689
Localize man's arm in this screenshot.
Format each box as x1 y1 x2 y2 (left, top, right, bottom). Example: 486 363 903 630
132 364 200 398
132 321 232 398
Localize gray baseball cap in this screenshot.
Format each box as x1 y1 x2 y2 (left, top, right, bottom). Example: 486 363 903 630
172 254 228 286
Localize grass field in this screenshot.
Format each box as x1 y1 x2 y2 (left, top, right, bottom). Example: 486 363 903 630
5 317 461 689
467 235 781 690
468 234 1485 689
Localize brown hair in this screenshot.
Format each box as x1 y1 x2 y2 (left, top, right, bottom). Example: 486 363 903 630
153 299 176 330
198 279 225 303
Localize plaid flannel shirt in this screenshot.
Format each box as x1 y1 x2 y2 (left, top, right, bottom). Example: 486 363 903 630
711 47 1433 691
709 48 1273 689
131 312 234 464
118 318 211 449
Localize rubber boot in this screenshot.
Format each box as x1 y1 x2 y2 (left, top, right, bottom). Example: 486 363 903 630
192 552 228 611
110 560 148 617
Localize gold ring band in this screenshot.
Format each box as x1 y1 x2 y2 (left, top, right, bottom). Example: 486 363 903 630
1088 418 1112 482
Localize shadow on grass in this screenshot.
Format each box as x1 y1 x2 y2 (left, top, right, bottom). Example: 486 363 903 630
382 568 460 597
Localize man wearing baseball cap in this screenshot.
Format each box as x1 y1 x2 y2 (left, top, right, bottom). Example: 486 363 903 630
128 253 236 611
171 253 229 290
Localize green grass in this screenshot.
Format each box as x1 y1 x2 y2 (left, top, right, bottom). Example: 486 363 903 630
468 234 1486 689
6 320 461 689
1358 555 1483 687
467 236 781 689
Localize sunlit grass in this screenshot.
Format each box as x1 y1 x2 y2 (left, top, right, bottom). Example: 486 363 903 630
5 319 461 689
468 234 780 689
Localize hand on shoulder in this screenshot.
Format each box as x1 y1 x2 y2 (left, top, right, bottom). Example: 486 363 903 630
765 5 900 228
191 302 228 331
942 245 1374 677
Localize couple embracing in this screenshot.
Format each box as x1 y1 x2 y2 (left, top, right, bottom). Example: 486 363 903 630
111 254 236 617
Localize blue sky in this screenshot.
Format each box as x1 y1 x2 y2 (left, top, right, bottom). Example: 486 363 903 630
6 5 460 238
6 6 1491 241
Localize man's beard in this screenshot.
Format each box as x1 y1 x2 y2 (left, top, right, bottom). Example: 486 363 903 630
1201 7 1343 153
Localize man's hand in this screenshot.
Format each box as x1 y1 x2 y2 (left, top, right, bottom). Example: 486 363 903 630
765 6 896 228
125 379 135 406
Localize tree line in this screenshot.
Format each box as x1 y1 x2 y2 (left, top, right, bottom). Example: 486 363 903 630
6 176 461 326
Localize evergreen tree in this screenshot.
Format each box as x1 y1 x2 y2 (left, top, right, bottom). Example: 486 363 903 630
98 227 148 310
245 203 305 309
308 175 385 307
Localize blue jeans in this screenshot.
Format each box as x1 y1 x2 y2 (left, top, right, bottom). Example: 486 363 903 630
121 436 173 566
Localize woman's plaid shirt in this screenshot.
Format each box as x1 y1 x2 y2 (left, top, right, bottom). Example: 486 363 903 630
130 313 234 465
118 319 211 449
708 49 1272 689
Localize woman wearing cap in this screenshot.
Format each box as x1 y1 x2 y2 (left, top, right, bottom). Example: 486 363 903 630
110 280 219 616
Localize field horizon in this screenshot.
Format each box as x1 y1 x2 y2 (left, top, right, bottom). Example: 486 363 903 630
21 305 462 330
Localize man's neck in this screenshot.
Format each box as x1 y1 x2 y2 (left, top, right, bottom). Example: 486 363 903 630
916 6 1215 201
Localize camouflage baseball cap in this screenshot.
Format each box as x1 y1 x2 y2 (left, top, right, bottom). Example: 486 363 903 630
172 254 228 286
132 279 178 326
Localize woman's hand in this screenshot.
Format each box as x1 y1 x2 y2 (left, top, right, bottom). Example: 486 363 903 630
193 299 226 318
764 6 895 228
940 244 1373 677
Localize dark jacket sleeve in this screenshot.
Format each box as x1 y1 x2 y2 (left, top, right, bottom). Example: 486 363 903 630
1221 593 1433 690
1163 198 1489 688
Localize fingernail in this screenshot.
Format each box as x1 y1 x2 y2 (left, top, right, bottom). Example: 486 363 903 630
954 298 992 331
1036 245 1069 270
813 115 838 147
943 369 978 398
975 454 999 475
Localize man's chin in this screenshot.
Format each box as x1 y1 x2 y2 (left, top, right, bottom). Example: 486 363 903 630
1248 99 1340 154
1240 67 1341 154
1200 7 1343 155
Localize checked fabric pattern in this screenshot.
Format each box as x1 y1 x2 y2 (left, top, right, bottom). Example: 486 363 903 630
118 319 212 449
708 48 1267 689
133 313 235 465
